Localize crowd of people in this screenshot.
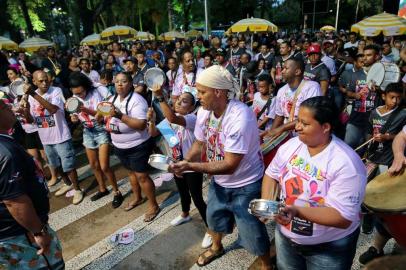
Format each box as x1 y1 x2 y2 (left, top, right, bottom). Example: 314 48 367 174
0 29 405 270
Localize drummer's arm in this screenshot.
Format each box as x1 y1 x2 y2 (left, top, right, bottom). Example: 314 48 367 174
187 152 244 175
81 107 97 116
261 174 280 201
158 99 186 127
184 140 205 162
29 93 58 115
119 115 147 130
289 206 352 229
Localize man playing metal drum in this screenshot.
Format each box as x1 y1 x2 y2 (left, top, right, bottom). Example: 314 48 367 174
260 57 322 166
170 65 271 269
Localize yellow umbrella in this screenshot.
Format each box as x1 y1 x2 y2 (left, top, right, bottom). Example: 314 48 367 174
80 33 101 46
320 25 335 32
226 18 278 34
134 31 155 41
0 36 18 50
100 25 137 41
19 37 55 53
160 31 185 41
185 29 203 38
351 12 406 36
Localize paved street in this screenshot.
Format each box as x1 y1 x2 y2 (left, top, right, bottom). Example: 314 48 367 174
47 149 402 270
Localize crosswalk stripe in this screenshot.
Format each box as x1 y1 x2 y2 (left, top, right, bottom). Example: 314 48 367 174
65 182 210 270
49 171 165 231
48 156 121 193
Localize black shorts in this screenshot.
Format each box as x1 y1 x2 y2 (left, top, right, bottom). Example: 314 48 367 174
24 131 44 150
114 138 154 173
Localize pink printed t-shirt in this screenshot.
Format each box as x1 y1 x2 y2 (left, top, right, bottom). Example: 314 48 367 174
265 136 367 245
195 100 264 188
105 92 150 149
29 87 71 145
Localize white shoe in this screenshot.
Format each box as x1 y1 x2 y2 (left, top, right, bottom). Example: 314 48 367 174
170 215 192 226
72 190 84 205
55 184 73 197
201 232 213 248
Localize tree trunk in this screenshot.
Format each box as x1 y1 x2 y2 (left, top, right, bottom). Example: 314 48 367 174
18 0 34 36
168 0 173 31
182 0 193 32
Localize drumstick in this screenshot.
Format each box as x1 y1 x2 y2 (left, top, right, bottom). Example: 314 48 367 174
354 138 374 152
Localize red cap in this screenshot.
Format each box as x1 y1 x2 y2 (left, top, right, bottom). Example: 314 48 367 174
306 44 321 54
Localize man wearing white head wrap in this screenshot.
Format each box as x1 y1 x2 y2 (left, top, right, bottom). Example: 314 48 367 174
195 65 240 100
170 65 271 268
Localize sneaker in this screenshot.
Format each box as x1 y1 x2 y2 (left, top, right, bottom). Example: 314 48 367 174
90 190 110 202
201 232 213 248
47 177 61 187
359 247 384 265
112 192 124 208
170 215 192 226
55 184 73 197
72 190 84 205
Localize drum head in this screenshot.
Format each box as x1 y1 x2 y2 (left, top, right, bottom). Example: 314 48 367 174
65 98 80 113
97 102 113 116
367 63 385 87
144 68 166 90
364 171 406 212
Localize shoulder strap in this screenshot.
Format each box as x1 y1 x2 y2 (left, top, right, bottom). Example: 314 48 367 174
257 96 273 120
288 80 306 122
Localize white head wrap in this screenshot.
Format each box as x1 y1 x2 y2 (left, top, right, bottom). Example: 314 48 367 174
196 65 240 100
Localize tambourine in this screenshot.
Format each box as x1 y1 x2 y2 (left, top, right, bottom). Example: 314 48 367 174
144 67 166 91
97 101 114 116
65 97 83 114
10 80 26 96
248 199 284 219
148 154 174 171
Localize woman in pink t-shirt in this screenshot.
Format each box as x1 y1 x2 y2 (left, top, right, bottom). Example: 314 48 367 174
101 72 160 222
260 96 367 270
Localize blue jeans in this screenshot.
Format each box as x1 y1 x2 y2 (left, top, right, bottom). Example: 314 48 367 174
345 123 368 149
43 139 75 172
275 227 360 270
83 125 110 149
207 180 270 256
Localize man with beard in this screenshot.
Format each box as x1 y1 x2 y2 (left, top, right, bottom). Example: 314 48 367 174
216 48 236 77
123 57 145 94
271 41 294 89
227 37 246 70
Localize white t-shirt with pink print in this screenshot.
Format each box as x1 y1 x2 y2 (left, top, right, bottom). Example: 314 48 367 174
74 90 103 129
29 86 71 145
265 136 367 245
195 99 264 188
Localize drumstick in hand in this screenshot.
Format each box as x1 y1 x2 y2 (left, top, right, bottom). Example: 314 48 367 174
354 138 374 152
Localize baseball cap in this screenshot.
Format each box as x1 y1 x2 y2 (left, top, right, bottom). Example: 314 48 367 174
306 44 321 55
216 48 226 56
123 57 137 64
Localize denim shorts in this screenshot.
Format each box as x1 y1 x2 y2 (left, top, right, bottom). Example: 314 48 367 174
113 138 154 173
207 180 270 256
0 225 64 270
43 139 75 172
275 226 360 270
83 125 110 149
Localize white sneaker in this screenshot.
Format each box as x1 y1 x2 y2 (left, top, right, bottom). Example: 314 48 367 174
55 184 73 197
201 232 213 248
72 190 84 205
170 215 192 226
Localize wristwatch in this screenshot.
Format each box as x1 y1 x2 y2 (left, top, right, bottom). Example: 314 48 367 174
155 96 165 103
33 224 49 237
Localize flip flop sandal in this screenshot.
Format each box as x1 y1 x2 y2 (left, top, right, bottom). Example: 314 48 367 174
143 207 161 222
124 198 147 211
196 247 225 267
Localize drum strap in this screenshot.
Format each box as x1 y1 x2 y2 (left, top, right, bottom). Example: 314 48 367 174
257 95 273 121
288 80 306 122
